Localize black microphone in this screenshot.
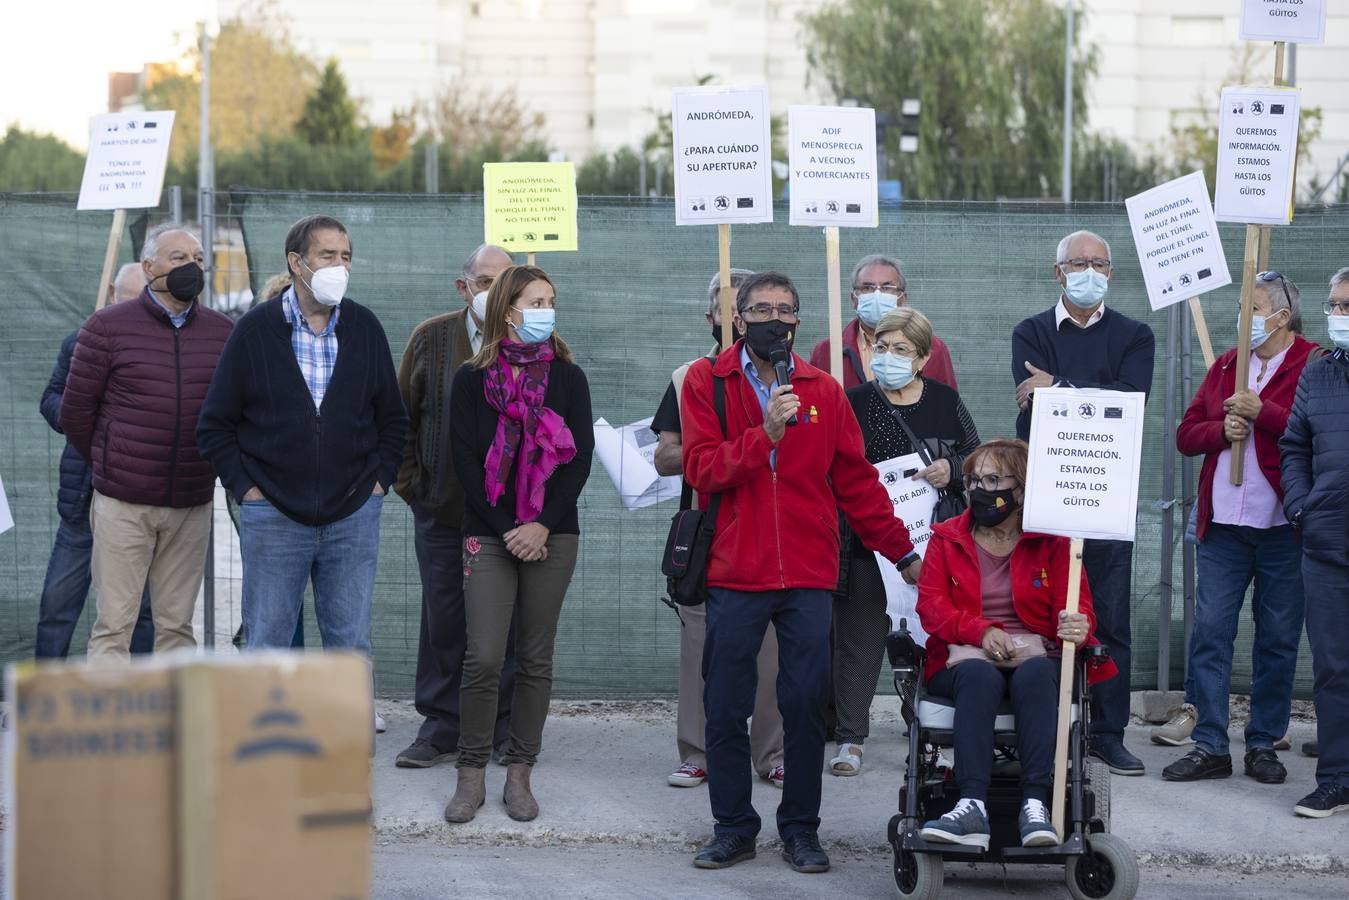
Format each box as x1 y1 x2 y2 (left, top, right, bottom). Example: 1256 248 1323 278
769 344 797 426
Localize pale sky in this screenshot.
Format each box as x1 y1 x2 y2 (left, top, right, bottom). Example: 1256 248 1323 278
1 1 207 150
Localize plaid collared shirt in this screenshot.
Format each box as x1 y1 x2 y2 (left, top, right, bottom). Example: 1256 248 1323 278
281 287 340 409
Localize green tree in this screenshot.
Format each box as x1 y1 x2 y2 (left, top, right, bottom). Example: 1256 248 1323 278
0 126 86 191
803 0 1098 200
295 60 362 146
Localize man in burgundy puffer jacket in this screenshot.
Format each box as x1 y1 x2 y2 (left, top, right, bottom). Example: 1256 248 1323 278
60 224 233 660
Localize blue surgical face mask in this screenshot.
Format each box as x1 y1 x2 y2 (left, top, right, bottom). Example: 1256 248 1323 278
856 290 898 329
1063 268 1109 308
513 308 555 344
1327 314 1349 350
1247 314 1271 350
871 352 915 390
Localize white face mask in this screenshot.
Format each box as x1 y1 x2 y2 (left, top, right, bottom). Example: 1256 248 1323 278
471 290 488 323
1327 313 1349 350
302 260 348 307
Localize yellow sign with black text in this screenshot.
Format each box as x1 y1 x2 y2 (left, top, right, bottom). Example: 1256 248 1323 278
483 162 579 254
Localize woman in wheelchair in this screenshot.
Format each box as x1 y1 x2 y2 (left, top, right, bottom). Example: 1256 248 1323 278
913 439 1117 851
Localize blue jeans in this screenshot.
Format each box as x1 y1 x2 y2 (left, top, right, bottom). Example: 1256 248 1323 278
704 587 832 841
1302 557 1349 789
35 517 153 658
239 493 384 653
1189 523 1305 755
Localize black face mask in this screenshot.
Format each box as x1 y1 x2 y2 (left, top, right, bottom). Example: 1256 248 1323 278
742 319 794 360
711 321 744 348
152 262 205 302
968 488 1019 527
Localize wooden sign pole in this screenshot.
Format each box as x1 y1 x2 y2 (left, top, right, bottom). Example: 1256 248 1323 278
95 209 127 310
824 227 844 385
1051 537 1085 841
526 252 536 266
717 224 734 348
1230 40 1288 485
1186 297 1216 368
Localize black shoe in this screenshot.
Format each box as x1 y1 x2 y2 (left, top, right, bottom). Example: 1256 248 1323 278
395 738 455 768
693 834 757 869
1089 740 1145 776
1162 747 1232 781
1302 740 1319 758
1243 747 1287 784
1293 783 1349 819
781 832 830 873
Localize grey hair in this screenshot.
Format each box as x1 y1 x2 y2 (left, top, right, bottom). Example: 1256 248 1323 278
1056 230 1111 265
112 262 142 294
462 243 511 275
1330 267 1349 290
141 223 199 261
1259 272 1302 333
850 253 906 291
706 268 756 315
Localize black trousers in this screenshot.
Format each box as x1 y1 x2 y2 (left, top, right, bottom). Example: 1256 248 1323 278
926 656 1059 804
411 506 513 751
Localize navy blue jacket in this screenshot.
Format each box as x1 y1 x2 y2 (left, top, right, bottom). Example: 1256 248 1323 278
1280 349 1349 566
40 330 93 525
196 295 408 527
1011 303 1155 439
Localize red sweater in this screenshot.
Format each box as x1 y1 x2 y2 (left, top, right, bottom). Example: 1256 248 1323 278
1176 336 1318 542
915 511 1117 685
680 342 915 593
809 317 958 390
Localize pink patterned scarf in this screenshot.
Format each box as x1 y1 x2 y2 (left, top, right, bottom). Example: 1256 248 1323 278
482 340 577 524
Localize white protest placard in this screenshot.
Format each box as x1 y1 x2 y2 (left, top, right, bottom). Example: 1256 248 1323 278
1023 389 1146 542
672 85 773 226
873 453 937 643
592 417 682 510
77 111 176 211
0 473 12 535
1125 172 1232 311
1214 86 1300 226
787 105 878 228
1240 0 1327 44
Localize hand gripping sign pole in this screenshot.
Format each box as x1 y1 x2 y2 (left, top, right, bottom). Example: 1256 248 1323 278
1051 539 1085 840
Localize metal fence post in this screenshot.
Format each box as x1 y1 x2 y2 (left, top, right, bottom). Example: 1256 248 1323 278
168 185 182 225
1180 297 1196 681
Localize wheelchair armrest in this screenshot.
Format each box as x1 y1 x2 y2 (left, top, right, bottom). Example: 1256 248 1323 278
886 620 925 672
1081 644 1110 662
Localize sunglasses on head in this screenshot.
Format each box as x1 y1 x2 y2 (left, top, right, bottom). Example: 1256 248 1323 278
1257 270 1293 311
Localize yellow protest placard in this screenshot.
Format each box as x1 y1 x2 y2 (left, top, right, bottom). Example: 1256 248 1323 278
483 162 579 254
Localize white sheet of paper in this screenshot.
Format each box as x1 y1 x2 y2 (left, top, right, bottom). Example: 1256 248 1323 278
1022 388 1146 542
0 473 13 535
871 453 937 643
1239 0 1326 44
1126 171 1232 311
787 105 878 228
672 84 774 226
77 111 177 210
592 417 682 511
1214 86 1301 226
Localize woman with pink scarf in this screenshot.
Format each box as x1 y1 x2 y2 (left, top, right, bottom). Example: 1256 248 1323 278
445 265 593 824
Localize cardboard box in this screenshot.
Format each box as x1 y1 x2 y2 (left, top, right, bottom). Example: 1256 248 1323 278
5 652 372 900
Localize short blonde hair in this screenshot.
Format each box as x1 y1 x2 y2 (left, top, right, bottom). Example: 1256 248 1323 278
874 307 933 358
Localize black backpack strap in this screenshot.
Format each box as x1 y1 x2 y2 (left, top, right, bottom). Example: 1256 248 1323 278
873 381 934 466
843 345 867 384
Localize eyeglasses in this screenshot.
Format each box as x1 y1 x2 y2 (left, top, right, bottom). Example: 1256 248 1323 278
855 282 904 295
872 341 918 357
1059 257 1112 274
963 473 1020 492
1257 271 1293 312
464 273 496 290
1324 299 1349 315
741 303 800 323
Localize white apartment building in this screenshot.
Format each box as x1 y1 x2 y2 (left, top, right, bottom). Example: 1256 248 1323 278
219 0 1348 191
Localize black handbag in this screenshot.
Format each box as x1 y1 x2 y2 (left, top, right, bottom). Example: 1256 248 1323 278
661 372 726 608
874 382 967 523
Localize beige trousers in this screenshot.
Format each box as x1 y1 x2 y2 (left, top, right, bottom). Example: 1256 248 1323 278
88 491 211 661
676 600 784 775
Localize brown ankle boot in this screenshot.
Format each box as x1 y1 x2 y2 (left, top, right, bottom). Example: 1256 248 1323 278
503 763 539 821
443 766 487 823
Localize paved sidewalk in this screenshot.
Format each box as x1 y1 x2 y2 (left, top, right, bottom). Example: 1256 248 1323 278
371 697 1343 873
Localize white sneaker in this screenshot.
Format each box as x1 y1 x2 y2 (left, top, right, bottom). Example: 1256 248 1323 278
1150 703 1196 746
374 712 387 734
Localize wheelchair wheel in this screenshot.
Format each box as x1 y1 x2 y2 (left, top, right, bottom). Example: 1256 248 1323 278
893 846 943 899
1066 833 1139 900
1088 760 1111 829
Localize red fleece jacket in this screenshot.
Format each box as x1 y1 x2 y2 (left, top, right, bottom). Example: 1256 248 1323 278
915 511 1118 685
680 342 915 593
